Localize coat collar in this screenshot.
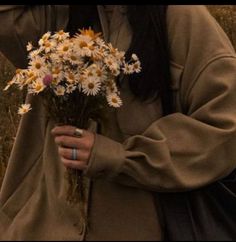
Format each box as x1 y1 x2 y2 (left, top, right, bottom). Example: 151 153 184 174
97 5 128 44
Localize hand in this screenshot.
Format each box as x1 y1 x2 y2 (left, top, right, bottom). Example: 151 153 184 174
51 125 95 171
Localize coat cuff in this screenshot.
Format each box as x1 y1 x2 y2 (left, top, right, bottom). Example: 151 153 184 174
84 134 125 179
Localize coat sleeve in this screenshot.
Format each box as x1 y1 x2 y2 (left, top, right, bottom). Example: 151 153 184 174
84 6 236 192
0 5 68 68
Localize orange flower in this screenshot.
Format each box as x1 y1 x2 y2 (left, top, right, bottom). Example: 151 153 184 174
79 27 102 40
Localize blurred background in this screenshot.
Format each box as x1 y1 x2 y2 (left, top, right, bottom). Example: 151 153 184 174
0 5 235 187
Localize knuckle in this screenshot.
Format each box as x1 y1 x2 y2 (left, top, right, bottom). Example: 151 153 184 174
83 139 90 149
59 147 67 157
61 136 67 143
55 136 61 143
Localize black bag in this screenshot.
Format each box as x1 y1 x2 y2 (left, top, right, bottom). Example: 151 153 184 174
156 170 236 241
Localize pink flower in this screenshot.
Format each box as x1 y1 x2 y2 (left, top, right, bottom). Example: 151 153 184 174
43 74 53 86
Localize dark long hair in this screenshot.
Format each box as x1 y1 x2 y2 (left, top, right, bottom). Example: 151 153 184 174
126 5 173 115
67 5 173 116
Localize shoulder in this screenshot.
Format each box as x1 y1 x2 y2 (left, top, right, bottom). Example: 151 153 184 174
165 6 236 110
166 5 235 66
166 5 236 61
167 5 218 32
167 5 210 22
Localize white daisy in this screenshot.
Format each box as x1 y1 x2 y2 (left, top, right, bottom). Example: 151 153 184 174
95 37 106 48
82 65 105 84
105 79 118 94
66 84 77 94
65 71 78 84
79 28 101 40
25 70 37 85
52 30 70 41
29 56 47 77
51 66 64 83
49 52 61 64
92 50 104 61
74 35 94 57
28 48 41 59
110 66 120 76
57 40 72 57
68 54 79 65
12 69 26 84
51 77 61 86
64 51 83 66
107 43 117 54
38 32 51 46
122 63 134 74
26 42 33 51
7 69 27 90
82 77 101 96
95 65 107 81
30 79 46 94
105 57 120 76
132 61 142 73
106 93 122 108
54 85 66 96
131 53 139 61
115 51 125 64
40 39 57 53
18 104 32 115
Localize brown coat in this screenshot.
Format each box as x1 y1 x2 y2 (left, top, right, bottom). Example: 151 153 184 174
0 5 236 241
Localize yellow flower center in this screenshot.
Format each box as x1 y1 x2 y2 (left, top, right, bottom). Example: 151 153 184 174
68 73 75 80
35 63 41 69
89 45 95 51
28 72 34 78
88 83 95 89
79 41 88 48
45 41 51 48
96 69 102 77
134 63 139 69
63 46 69 52
53 68 60 75
70 55 77 61
79 28 101 40
35 84 43 92
88 71 93 77
112 98 118 103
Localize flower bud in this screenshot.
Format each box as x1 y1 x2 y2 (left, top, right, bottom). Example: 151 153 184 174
43 74 53 86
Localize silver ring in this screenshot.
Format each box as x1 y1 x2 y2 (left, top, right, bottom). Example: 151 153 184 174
71 148 78 160
74 128 83 137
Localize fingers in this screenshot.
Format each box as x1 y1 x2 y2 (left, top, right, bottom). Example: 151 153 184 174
54 135 89 149
52 125 95 171
51 125 88 137
58 146 89 161
51 125 77 136
61 157 88 170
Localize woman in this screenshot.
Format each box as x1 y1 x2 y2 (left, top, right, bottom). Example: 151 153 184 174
0 5 236 241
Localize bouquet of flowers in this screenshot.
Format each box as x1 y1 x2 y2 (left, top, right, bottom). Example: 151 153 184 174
4 28 141 226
